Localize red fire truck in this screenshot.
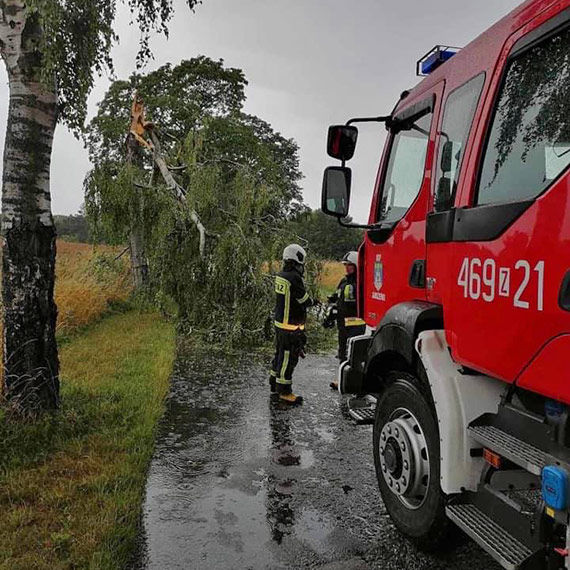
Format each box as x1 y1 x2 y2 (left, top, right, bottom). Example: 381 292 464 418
321 1 570 568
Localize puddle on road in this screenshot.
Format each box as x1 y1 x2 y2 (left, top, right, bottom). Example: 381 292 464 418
136 347 343 569
134 348 500 570
135 349 394 570
315 426 336 444
295 508 335 555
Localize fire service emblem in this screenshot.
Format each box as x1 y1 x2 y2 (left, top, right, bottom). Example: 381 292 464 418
374 255 383 291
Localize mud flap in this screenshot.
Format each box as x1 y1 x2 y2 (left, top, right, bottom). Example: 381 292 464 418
339 361 363 395
338 334 372 395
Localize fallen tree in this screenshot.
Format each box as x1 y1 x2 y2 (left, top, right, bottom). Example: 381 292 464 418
85 58 305 345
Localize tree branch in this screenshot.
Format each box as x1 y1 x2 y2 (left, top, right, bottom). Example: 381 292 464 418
148 129 207 256
133 181 153 190
114 246 130 261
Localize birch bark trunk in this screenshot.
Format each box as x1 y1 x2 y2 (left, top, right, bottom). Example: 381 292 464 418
0 0 60 412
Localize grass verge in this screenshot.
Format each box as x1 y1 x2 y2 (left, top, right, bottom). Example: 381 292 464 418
0 311 175 570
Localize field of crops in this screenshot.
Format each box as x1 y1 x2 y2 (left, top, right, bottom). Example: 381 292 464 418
0 241 131 339
318 261 344 295
54 242 132 336
7 246 343 335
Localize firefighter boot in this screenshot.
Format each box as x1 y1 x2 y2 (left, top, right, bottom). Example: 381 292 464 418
269 374 276 393
277 384 303 405
279 392 303 405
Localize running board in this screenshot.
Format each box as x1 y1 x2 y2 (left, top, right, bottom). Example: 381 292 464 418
468 425 547 476
348 407 375 424
347 395 376 425
446 503 539 569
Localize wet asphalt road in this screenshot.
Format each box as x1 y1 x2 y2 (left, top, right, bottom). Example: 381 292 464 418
133 344 500 570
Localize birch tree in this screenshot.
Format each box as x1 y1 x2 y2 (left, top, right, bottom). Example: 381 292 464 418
0 0 200 414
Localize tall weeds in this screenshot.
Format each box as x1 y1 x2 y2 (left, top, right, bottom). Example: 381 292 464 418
54 242 132 336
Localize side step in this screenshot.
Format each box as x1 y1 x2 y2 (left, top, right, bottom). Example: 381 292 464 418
446 503 534 570
468 425 547 476
347 395 376 425
348 407 375 424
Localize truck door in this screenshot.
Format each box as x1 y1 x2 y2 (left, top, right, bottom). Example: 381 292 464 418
426 74 486 308
363 84 443 327
447 18 570 383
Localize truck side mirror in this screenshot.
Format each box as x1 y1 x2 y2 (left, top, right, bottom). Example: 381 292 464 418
322 166 351 218
327 125 358 161
440 140 454 173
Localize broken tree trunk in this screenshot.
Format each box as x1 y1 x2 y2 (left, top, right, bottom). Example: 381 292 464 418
127 94 209 260
149 130 207 256
0 1 60 412
129 224 149 290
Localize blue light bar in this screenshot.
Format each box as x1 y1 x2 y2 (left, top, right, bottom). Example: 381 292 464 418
417 46 461 77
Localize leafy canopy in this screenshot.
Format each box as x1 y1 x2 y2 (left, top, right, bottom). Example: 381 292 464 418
86 56 304 223
85 57 306 345
86 56 247 164
24 0 201 131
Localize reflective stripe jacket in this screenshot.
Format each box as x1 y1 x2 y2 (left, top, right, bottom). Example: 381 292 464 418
274 265 311 330
333 273 365 327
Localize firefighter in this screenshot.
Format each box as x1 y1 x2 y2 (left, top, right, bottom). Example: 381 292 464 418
269 244 313 405
330 251 366 390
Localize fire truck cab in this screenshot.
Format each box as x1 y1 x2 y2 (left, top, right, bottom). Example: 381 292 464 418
322 1 570 568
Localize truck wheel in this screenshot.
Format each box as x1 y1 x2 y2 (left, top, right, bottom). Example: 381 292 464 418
373 372 451 550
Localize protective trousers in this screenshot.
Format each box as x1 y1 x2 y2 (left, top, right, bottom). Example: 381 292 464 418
270 328 306 394
338 322 366 362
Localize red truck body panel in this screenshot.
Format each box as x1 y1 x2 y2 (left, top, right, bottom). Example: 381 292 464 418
360 0 570 402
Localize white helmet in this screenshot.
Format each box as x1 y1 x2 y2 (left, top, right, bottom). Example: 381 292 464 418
283 244 307 265
342 251 358 267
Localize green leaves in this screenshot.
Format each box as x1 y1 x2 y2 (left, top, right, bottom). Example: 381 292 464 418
84 57 305 345
288 210 363 260
85 56 247 165
24 0 201 132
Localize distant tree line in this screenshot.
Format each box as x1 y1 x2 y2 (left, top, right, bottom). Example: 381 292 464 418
53 214 92 243
288 210 364 260
53 208 364 262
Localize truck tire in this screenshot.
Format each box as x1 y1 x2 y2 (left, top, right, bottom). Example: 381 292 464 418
373 372 452 550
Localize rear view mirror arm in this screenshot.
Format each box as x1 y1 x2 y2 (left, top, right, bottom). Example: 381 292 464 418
410 124 430 137
338 116 392 167
337 218 393 231
346 115 392 127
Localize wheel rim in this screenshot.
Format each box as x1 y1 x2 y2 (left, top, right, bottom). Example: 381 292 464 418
378 406 430 510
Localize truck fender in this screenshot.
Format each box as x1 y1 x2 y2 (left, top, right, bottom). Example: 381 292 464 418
415 330 506 494
364 301 442 392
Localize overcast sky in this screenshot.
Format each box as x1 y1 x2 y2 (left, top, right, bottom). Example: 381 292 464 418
0 0 522 222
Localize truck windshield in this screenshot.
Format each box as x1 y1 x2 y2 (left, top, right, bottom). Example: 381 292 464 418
478 24 570 205
378 111 432 223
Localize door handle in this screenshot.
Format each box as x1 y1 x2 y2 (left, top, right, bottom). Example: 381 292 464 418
409 260 426 289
